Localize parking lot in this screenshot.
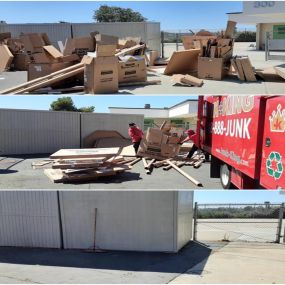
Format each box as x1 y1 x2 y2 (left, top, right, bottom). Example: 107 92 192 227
0 155 221 189
0 241 284 284
1 43 284 95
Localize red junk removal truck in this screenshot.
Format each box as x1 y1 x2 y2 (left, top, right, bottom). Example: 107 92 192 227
197 95 285 189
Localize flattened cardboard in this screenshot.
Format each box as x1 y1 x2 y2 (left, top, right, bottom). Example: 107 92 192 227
198 57 226 80
20 33 46 53
182 36 216 50
172 74 203 87
0 45 14 71
235 58 246 81
240 57 256 81
43 45 63 59
31 52 58 64
164 49 200 75
149 50 159 66
84 56 119 94
225 21 237 38
146 128 163 147
96 44 117 57
118 58 146 83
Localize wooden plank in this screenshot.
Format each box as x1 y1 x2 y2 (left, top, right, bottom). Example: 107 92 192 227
163 161 185 171
118 145 136 157
115 44 146 57
127 157 141 166
142 158 151 174
146 158 156 169
0 62 84 94
166 160 202 186
194 160 204 168
14 67 84 94
50 148 120 159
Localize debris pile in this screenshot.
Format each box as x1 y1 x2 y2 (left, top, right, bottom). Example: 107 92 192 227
42 146 138 183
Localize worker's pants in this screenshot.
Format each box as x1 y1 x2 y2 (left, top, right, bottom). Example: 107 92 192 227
133 141 141 153
187 144 198 159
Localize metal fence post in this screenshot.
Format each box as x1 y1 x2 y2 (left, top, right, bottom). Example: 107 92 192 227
265 31 269 61
276 203 284 243
161 31 164 58
176 33 179 51
193 202 198 241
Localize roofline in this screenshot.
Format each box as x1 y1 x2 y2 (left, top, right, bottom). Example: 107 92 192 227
109 99 198 111
226 12 243 15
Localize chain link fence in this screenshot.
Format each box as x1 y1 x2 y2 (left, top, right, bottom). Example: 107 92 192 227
193 203 285 244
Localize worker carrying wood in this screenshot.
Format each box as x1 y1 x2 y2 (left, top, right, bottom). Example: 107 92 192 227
128 123 144 154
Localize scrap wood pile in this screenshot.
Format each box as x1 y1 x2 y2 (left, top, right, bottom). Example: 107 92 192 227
37 145 139 183
135 122 204 187
0 31 161 94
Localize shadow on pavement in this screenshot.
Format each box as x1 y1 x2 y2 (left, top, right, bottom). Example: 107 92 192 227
0 241 211 275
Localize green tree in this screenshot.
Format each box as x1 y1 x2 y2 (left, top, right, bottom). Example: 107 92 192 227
50 97 95 113
93 5 147 22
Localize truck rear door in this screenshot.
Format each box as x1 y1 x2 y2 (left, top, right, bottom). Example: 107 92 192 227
260 96 285 189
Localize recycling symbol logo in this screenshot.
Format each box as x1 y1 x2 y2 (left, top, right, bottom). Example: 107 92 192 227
266 151 283 180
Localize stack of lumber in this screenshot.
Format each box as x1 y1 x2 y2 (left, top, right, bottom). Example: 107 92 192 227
231 56 257 82
41 146 138 183
0 62 84 94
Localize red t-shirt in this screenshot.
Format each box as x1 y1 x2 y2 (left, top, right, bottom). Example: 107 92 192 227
181 133 198 145
128 126 143 143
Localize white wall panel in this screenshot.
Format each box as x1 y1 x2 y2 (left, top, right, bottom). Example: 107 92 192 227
60 191 177 252
81 112 144 142
0 191 61 248
0 108 80 155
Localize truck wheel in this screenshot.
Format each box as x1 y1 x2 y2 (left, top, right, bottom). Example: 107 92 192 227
220 164 231 189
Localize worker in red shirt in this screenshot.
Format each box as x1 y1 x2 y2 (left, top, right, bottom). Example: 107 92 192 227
180 129 199 159
128 123 144 154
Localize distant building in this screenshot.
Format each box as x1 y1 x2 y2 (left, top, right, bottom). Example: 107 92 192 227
109 99 198 130
228 1 285 50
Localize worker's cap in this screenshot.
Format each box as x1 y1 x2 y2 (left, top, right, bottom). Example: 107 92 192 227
129 122 136 127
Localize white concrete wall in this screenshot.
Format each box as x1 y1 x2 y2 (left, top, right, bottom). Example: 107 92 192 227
169 101 198 118
59 191 187 252
81 112 144 143
0 108 80 155
0 191 194 252
175 191 194 251
0 191 61 248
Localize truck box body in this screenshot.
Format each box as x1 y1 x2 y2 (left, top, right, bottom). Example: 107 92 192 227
198 95 285 189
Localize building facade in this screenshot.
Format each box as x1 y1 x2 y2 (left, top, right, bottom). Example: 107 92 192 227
228 1 285 50
109 99 198 131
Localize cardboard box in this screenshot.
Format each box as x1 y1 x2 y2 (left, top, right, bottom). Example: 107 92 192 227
96 44 117 57
30 52 58 64
118 57 146 83
63 37 95 56
161 144 180 157
95 34 118 45
12 53 30 70
0 45 14 71
84 56 118 94
28 62 73 81
198 57 226 80
149 50 159 66
145 128 163 147
43 45 63 59
168 136 181 144
20 33 48 53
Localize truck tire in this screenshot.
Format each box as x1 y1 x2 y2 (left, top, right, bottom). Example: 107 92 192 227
220 164 231 189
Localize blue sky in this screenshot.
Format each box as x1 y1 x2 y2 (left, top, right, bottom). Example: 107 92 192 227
0 95 197 112
194 191 285 204
0 1 254 31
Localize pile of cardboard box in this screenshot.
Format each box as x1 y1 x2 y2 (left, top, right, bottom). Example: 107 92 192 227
138 126 184 160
